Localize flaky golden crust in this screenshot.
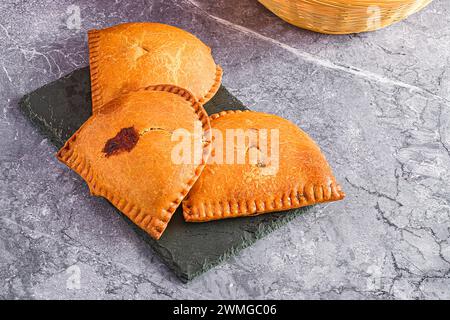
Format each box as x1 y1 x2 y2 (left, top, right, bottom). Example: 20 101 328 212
88 22 222 113
182 110 345 222
57 85 212 239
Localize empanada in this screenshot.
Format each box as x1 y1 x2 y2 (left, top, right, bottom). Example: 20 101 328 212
183 110 345 222
57 85 212 239
88 22 222 113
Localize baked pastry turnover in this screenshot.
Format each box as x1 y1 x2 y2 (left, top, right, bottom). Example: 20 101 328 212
182 110 345 222
88 22 222 113
57 85 212 239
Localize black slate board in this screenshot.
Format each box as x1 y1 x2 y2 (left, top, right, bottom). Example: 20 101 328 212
19 67 307 282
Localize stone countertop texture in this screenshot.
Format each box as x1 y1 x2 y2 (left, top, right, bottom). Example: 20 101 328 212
1 0 449 299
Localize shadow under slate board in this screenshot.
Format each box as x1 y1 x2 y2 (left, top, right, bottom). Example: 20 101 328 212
19 67 309 282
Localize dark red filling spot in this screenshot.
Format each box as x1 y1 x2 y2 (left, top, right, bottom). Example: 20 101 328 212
103 127 139 157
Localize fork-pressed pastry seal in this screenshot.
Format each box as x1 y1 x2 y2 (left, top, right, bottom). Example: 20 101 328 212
57 85 212 239
183 110 345 222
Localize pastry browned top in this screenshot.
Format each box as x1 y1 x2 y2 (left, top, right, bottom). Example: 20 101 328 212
57 85 211 239
183 110 345 222
88 22 222 113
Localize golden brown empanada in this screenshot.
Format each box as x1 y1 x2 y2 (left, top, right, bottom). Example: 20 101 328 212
57 85 212 239
88 22 222 113
182 110 345 222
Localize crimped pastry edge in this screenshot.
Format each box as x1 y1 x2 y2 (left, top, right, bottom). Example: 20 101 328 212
182 109 345 222
57 84 212 239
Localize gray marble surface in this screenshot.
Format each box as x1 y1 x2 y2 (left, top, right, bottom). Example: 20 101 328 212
1 0 449 299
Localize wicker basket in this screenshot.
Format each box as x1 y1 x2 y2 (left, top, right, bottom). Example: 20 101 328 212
258 0 433 34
